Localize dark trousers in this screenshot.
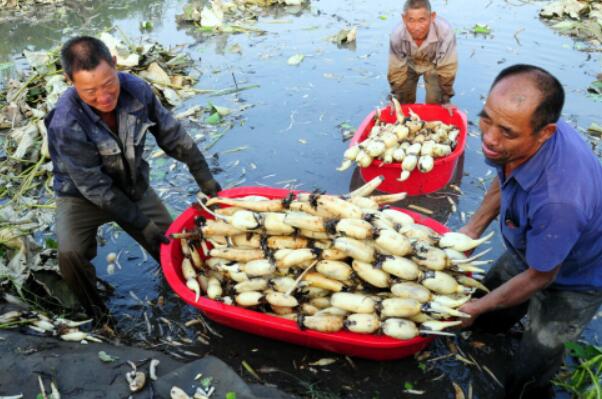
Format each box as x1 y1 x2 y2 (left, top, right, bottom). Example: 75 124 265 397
391 67 443 104
56 189 172 320
472 250 602 398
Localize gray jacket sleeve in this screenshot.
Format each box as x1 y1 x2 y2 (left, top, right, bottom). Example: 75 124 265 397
387 34 409 96
52 123 150 230
434 30 458 103
146 89 214 188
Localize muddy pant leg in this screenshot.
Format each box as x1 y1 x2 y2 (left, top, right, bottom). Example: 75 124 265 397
118 188 173 262
424 70 443 104
392 67 419 104
471 250 530 333
56 197 112 318
57 252 108 319
506 288 602 398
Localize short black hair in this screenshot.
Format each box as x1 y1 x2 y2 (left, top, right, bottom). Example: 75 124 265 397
403 0 431 13
491 64 565 133
61 36 114 81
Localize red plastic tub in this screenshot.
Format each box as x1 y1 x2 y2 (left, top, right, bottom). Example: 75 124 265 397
350 104 467 195
160 187 452 361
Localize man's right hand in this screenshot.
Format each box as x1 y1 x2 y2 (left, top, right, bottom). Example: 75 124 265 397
142 221 170 248
200 179 222 197
458 225 480 240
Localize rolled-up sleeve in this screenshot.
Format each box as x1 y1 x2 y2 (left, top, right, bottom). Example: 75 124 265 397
52 124 150 230
145 85 213 186
434 32 458 103
525 203 585 271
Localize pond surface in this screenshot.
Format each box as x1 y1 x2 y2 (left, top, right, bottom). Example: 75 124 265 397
2 0 600 397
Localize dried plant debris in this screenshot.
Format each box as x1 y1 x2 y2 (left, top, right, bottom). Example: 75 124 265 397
176 0 309 33
588 78 602 102
329 27 358 45
0 0 64 12
539 0 602 47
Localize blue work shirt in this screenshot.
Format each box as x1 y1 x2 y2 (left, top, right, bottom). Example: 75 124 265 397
46 73 212 230
489 119 602 290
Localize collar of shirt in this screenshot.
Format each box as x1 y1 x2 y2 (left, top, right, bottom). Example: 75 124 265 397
486 130 555 191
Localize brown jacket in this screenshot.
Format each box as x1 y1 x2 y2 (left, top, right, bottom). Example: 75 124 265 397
388 17 458 103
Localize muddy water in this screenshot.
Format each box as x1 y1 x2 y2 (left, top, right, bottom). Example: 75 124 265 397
2 0 600 397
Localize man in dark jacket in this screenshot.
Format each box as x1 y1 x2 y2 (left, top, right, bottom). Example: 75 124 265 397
46 36 221 321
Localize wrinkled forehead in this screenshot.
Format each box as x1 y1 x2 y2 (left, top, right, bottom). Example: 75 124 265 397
71 60 117 86
403 7 431 17
485 77 542 123
489 75 542 107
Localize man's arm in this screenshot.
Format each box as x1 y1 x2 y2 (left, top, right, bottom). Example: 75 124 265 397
387 39 409 100
435 30 458 104
460 265 559 327
146 87 218 193
52 124 150 231
460 178 501 238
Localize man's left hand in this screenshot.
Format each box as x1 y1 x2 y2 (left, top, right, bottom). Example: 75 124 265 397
200 179 222 197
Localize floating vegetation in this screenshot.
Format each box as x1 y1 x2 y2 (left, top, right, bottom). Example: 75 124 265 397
0 0 65 13
539 0 602 50
553 341 602 398
176 0 309 34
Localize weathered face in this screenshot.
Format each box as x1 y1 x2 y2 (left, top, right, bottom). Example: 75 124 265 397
478 75 555 174
70 59 120 114
402 7 435 43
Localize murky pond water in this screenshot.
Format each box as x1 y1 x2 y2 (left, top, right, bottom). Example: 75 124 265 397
2 0 600 397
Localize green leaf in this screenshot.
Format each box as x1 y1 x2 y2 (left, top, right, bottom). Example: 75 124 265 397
98 350 119 363
379 15 388 20
198 25 216 32
140 21 154 31
403 382 414 390
36 394 44 399
588 81 602 95
200 376 213 388
207 102 232 116
287 54 305 66
205 112 221 125
588 123 602 137
472 24 491 34
338 122 354 130
565 342 601 360
225 392 237 399
44 238 58 250
418 362 427 372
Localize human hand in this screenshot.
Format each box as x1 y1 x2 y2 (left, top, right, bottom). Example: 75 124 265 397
199 179 222 197
458 225 480 240
142 221 170 248
458 299 483 329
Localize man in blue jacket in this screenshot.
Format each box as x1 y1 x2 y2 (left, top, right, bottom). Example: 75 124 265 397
46 36 221 321
459 64 602 398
